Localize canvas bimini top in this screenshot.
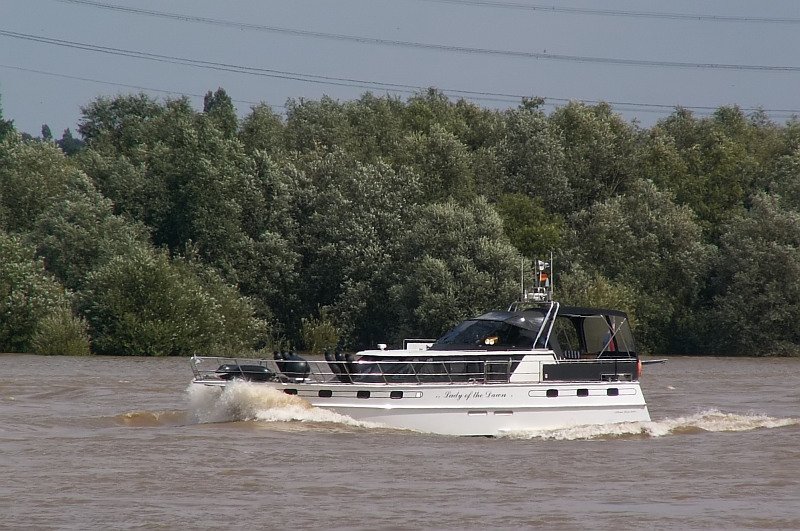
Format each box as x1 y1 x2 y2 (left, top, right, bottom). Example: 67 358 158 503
429 303 636 359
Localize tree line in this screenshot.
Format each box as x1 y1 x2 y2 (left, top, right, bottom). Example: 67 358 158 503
2 89 800 357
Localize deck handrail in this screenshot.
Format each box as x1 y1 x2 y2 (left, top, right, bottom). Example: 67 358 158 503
191 354 639 385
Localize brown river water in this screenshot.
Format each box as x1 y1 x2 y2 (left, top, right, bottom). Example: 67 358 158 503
1 353 799 530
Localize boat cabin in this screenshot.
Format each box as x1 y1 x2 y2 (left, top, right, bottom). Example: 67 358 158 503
204 303 640 386
427 303 635 359
529 304 636 360
335 303 638 384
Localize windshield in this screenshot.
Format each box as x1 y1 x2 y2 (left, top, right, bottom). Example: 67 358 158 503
434 319 539 349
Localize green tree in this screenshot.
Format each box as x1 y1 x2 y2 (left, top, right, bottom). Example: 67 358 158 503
571 179 712 352
0 94 13 140
637 127 689 192
339 93 406 163
239 103 285 158
396 123 475 202
79 96 255 276
496 103 569 212
392 197 521 339
80 247 266 356
292 149 422 347
234 151 302 307
493 193 565 258
653 106 789 234
77 150 169 228
57 129 84 156
711 194 800 355
765 146 800 211
401 88 472 140
0 230 73 353
557 265 638 324
300 308 340 354
30 307 91 356
283 96 353 153
78 93 165 151
32 188 149 290
77 92 299 346
203 88 238 138
48 88 800 356
550 101 640 210
0 132 95 233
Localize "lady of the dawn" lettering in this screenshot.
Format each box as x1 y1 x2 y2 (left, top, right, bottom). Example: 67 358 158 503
442 390 507 401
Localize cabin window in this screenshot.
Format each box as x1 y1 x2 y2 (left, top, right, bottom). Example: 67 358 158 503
434 319 537 349
607 388 619 396
448 361 467 376
577 388 589 397
318 390 332 398
583 315 635 355
443 361 483 382
414 358 448 382
356 390 370 399
356 357 490 383
584 316 613 353
390 391 403 399
553 316 581 353
546 389 558 398
284 389 297 395
347 356 516 384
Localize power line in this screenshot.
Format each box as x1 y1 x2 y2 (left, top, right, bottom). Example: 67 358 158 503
47 1 800 72
0 30 430 93
0 32 527 107
0 63 274 109
0 44 522 108
59 0 800 26
4 28 800 117
406 0 800 24
4 62 799 120
2 29 611 108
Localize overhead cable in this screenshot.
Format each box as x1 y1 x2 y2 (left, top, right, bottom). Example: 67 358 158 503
43 2 800 72
407 0 800 24
0 63 270 108
4 62 799 119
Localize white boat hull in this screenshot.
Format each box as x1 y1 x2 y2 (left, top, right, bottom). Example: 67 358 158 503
193 379 650 436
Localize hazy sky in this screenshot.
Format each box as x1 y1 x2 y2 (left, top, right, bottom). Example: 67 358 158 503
2 0 800 136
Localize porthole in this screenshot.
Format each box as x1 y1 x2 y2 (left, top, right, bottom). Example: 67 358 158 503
356 390 370 399
546 389 558 398
607 388 619 396
577 388 589 397
390 391 403 399
318 389 332 398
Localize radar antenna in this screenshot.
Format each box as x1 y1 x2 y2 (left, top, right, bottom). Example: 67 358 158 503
521 251 554 303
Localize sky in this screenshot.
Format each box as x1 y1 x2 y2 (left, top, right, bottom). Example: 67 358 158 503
2 0 800 136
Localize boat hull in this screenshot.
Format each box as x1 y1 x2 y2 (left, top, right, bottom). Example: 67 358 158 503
192 379 650 436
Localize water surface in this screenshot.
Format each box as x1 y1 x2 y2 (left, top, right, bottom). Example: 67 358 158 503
1 354 798 529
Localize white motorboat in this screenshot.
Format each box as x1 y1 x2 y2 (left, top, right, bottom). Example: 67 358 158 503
189 264 652 436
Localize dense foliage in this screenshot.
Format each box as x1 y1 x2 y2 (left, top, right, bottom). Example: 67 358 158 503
2 89 800 355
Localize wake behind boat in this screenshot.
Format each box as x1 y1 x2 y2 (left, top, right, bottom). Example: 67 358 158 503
190 258 651 436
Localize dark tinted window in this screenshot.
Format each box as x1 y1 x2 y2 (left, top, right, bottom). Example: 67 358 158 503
434 320 538 349
553 316 581 351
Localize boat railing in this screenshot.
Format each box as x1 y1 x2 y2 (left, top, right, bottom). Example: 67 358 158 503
191 355 525 384
191 354 640 385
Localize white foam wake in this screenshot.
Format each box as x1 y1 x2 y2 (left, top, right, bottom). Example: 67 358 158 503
500 409 800 440
186 382 383 430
